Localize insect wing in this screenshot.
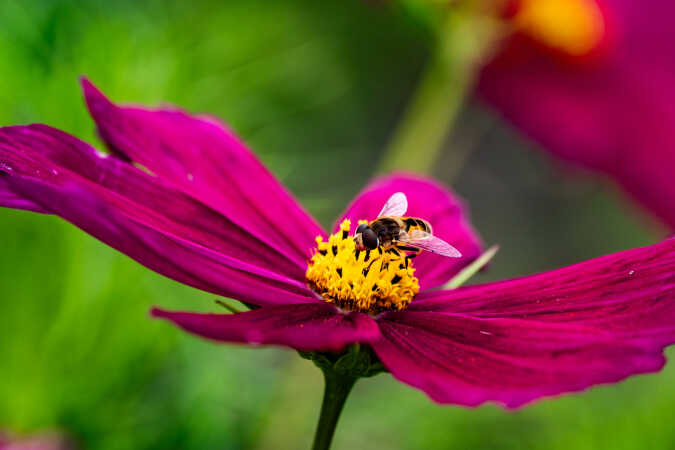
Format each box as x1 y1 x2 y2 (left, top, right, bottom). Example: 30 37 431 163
377 192 408 218
400 229 462 258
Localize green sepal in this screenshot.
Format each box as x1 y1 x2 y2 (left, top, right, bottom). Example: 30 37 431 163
299 344 387 379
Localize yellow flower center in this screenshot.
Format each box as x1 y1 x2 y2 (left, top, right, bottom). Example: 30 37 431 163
514 0 605 56
306 219 420 314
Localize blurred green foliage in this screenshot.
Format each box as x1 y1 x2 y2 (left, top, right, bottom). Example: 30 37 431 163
0 1 673 449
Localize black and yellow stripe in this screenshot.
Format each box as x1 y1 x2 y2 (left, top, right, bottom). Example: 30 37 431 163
402 217 432 234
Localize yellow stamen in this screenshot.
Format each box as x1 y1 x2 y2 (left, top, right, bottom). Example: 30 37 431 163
514 0 605 56
306 219 419 314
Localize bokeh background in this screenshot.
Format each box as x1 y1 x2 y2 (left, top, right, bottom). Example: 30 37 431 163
1 0 673 449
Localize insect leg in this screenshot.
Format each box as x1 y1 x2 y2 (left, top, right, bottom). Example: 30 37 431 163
388 247 401 257
395 245 419 252
404 253 416 268
402 249 423 268
362 256 382 276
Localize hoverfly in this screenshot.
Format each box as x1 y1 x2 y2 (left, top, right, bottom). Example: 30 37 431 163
353 192 461 258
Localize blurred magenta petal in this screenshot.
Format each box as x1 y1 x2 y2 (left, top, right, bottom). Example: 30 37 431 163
479 0 675 228
411 239 675 346
0 431 73 450
0 125 317 306
337 173 483 290
372 311 665 408
82 78 325 265
151 303 380 352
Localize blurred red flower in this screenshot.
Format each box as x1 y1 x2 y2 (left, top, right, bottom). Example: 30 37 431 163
480 0 675 229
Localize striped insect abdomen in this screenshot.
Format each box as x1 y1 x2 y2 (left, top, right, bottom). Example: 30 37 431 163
402 217 432 234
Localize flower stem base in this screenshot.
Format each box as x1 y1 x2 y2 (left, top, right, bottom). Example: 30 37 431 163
301 344 386 450
312 370 358 450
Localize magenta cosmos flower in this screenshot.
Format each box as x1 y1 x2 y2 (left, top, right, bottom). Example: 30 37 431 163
1 79 675 448
479 0 675 229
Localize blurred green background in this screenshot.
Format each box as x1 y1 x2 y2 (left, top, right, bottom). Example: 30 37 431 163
0 0 673 449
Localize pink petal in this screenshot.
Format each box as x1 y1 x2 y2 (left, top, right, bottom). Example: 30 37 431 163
372 311 666 408
0 431 72 450
478 0 675 229
0 125 318 306
412 239 675 347
151 303 380 352
337 173 483 289
82 78 325 266
0 177 47 213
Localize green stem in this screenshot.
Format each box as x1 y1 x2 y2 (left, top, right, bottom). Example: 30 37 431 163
378 6 503 175
311 369 358 450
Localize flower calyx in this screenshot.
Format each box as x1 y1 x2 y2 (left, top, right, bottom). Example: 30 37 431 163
299 344 386 380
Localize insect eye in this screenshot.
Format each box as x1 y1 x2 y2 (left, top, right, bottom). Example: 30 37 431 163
362 228 379 250
355 224 370 235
